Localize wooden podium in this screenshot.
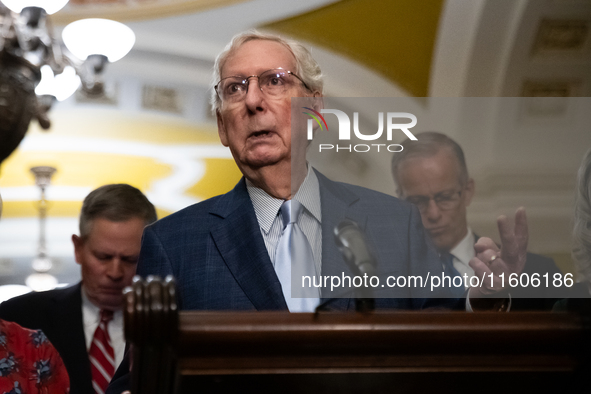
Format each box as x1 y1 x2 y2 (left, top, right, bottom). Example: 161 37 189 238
124 277 590 394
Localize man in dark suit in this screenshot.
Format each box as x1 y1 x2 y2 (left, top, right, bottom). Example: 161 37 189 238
0 184 157 394
107 31 527 393
391 131 563 309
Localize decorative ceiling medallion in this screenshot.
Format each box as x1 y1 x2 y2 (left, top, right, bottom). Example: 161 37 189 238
533 19 590 55
142 85 183 114
51 0 248 24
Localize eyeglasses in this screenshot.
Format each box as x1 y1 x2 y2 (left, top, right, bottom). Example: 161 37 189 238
215 68 310 104
405 189 463 213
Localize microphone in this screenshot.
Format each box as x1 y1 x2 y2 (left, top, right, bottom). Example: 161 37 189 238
334 220 377 277
334 219 376 312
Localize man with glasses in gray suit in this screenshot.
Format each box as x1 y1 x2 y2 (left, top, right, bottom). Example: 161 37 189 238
391 131 562 309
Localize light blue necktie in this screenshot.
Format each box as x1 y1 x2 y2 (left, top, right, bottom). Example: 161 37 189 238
275 200 320 312
441 252 465 297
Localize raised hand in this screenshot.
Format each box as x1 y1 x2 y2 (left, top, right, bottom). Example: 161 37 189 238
469 207 528 297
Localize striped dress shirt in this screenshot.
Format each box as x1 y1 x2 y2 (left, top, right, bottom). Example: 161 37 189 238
246 166 322 276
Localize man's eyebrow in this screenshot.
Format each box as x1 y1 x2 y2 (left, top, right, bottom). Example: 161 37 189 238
91 249 110 255
92 251 113 258
436 190 456 195
407 189 458 198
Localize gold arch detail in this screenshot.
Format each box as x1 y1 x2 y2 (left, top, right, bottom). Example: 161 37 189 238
264 0 444 97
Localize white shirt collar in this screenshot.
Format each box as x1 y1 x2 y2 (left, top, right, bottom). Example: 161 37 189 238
246 165 321 230
81 285 122 326
80 284 125 366
450 227 475 268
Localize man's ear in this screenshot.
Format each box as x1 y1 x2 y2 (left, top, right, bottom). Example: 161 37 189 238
216 109 229 147
311 92 323 112
72 234 83 265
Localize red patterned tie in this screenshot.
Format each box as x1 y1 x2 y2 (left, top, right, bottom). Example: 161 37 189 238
89 309 115 394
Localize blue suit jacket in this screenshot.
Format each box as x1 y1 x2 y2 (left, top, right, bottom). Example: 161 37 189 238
107 171 457 393
135 170 450 311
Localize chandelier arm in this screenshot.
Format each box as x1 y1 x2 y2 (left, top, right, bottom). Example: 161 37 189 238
0 10 15 52
43 13 65 73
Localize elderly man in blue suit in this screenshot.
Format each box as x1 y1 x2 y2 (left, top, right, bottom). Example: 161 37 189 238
107 31 527 393
135 31 463 311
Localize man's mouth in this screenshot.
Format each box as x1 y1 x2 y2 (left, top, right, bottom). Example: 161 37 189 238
249 130 273 139
101 287 124 295
427 227 446 236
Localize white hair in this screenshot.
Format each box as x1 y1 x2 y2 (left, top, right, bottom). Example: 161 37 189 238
573 148 591 282
209 30 323 115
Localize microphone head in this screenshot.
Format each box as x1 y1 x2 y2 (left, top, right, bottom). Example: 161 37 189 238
334 219 376 276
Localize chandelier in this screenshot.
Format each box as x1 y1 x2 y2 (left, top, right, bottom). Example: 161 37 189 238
0 0 135 164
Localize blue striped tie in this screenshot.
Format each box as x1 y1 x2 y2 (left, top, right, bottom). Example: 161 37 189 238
274 199 320 312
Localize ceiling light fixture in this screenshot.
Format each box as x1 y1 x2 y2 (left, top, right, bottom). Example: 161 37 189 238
0 0 135 162
1 0 69 15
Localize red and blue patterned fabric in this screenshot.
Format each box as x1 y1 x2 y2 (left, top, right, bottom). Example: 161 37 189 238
0 319 69 394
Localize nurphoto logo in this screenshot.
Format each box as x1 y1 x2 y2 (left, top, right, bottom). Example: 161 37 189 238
304 107 418 153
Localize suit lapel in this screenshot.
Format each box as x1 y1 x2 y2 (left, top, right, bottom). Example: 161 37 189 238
54 283 93 394
209 179 287 311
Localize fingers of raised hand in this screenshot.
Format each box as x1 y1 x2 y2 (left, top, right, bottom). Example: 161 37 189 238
474 237 499 254
514 207 529 251
469 256 505 296
480 248 500 264
497 208 528 274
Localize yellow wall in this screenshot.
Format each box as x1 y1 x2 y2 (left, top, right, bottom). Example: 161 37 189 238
265 0 444 97
0 108 242 219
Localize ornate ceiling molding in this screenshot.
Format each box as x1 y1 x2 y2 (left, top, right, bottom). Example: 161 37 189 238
51 0 248 24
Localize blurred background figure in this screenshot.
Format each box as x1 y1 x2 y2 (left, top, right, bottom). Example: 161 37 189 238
392 131 563 309
573 148 591 290
0 184 156 394
555 148 591 310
